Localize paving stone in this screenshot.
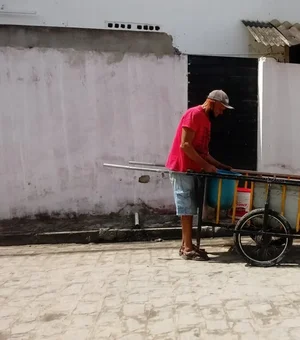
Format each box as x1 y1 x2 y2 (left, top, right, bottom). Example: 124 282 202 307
177 328 201 340
127 293 148 304
232 321 254 333
11 323 36 335
58 328 92 340
176 312 205 329
249 303 279 318
73 302 100 315
0 307 21 318
125 318 145 332
227 306 252 320
201 331 239 340
123 304 145 317
147 318 174 335
0 318 15 332
0 241 299 340
205 319 228 331
201 306 226 320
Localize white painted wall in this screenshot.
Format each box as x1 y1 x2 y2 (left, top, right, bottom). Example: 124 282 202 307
0 47 187 219
1 0 300 56
258 57 300 174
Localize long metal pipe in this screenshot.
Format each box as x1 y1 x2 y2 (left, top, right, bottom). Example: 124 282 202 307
128 160 300 180
103 163 300 186
232 168 300 180
103 163 169 174
128 161 165 167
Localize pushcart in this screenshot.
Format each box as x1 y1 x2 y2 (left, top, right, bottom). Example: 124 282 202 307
104 161 300 267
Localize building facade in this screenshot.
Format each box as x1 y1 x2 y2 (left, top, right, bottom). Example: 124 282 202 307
0 1 300 219
1 0 300 56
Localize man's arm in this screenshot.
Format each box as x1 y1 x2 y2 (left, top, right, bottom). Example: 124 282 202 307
206 154 232 171
180 127 216 172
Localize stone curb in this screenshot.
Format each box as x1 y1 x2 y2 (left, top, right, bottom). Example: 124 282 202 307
0 227 233 246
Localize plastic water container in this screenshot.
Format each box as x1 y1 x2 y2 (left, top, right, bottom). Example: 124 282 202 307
206 169 241 210
235 187 251 217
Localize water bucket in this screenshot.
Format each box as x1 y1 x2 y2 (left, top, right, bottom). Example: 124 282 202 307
206 170 241 210
235 187 251 218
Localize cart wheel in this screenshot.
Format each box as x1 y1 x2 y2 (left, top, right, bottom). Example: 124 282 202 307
250 235 287 246
234 208 293 267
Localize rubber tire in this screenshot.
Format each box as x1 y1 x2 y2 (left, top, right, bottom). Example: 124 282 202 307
234 208 293 267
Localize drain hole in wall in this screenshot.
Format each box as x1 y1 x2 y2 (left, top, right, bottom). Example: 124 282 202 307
138 175 150 184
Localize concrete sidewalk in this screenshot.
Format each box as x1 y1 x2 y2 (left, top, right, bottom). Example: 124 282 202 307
1 241 300 339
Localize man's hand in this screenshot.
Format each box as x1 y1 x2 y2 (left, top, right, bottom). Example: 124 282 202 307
206 154 231 171
218 163 232 171
204 163 217 173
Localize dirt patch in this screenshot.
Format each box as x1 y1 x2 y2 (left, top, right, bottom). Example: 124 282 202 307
0 213 180 236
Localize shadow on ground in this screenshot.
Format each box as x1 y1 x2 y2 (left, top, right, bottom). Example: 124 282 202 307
207 246 300 267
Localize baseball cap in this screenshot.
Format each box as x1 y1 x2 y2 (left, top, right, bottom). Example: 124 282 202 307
207 90 234 109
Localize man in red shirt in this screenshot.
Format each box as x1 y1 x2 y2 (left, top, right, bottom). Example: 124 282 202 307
166 90 234 261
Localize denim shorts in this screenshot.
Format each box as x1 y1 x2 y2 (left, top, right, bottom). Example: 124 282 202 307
169 172 198 216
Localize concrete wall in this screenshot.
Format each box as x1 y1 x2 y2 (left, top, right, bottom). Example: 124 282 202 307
258 57 300 174
1 0 300 56
0 28 187 219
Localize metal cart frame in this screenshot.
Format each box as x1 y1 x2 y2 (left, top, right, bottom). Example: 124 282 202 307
104 161 300 267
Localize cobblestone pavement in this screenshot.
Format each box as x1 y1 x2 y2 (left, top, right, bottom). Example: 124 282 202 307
1 240 300 340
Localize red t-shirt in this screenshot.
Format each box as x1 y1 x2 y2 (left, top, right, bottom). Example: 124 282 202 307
166 105 211 172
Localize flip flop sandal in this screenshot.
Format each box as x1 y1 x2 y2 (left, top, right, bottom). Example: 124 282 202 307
179 245 206 256
181 250 209 261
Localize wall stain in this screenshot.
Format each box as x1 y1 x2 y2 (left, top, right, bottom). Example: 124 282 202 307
31 67 40 83
266 163 300 173
45 70 53 86
67 52 86 68
107 52 125 65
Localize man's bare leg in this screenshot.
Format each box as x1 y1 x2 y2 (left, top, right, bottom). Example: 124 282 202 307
181 215 193 251
179 218 186 255
180 215 209 260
